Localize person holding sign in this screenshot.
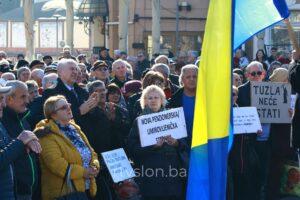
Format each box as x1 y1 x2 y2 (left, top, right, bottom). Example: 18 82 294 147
268 67 294 198
235 61 267 200
34 95 100 200
127 85 187 200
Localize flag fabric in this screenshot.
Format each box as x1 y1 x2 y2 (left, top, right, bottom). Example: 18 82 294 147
234 0 290 49
186 0 290 200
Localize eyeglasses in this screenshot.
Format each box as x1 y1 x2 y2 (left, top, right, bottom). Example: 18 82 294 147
250 71 262 77
96 67 108 72
55 103 71 112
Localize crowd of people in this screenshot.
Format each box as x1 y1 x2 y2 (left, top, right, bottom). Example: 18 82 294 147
0 46 198 200
0 43 300 200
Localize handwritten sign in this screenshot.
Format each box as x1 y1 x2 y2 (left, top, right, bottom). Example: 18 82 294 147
101 148 135 183
233 107 262 134
251 81 291 123
137 107 187 147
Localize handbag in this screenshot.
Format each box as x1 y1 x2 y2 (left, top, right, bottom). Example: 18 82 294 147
56 164 89 200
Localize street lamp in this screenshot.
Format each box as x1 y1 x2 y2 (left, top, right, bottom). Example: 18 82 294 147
53 14 61 54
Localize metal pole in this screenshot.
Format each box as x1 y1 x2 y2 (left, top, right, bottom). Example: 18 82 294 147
175 0 179 57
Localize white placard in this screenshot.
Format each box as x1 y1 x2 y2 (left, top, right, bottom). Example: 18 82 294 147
101 148 135 183
233 107 262 134
291 95 297 110
251 81 291 123
137 107 187 147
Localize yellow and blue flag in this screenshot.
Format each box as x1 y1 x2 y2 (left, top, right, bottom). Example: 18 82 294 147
187 0 289 200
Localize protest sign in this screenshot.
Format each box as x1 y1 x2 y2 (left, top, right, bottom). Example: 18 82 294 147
101 148 135 183
251 81 291 123
233 107 262 134
137 107 187 147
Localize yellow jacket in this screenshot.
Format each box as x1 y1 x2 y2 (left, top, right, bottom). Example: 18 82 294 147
35 119 100 200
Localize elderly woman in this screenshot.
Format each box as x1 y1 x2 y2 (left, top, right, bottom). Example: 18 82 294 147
34 95 99 200
107 83 128 110
127 85 186 200
267 67 294 199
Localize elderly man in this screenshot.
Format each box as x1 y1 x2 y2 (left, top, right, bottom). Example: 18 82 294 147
167 64 197 147
42 73 58 90
233 61 268 200
151 63 179 99
111 59 132 89
1 80 41 200
90 60 110 85
0 84 41 200
42 59 98 127
1 72 16 81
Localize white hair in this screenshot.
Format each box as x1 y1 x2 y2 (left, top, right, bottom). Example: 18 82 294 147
112 59 127 72
140 85 166 109
1 72 16 81
179 64 198 87
31 68 44 79
151 63 170 77
245 61 264 73
42 73 58 89
154 55 170 65
57 59 78 73
17 67 30 79
6 80 28 97
0 59 9 66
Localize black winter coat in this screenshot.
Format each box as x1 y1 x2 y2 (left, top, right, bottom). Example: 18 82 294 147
0 122 25 200
42 78 89 127
127 118 185 198
289 61 300 148
1 107 37 196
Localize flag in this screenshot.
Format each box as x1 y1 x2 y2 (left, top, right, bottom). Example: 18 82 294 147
187 0 289 200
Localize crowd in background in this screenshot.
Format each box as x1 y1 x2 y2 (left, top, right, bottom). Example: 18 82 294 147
0 44 300 200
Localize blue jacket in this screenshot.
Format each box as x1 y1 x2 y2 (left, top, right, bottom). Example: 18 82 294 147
0 122 25 200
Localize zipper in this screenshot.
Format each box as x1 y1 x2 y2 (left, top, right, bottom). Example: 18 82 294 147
18 115 35 192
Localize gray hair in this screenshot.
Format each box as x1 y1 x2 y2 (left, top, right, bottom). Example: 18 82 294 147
0 51 7 57
151 63 170 77
154 55 170 65
1 72 16 81
179 64 198 87
245 61 264 73
140 85 166 109
42 73 58 89
112 59 127 72
57 59 78 73
87 80 105 95
17 67 30 79
25 80 38 90
6 80 28 97
31 68 44 79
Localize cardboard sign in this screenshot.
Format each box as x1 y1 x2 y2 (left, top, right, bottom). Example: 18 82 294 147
233 107 262 134
101 148 135 183
251 81 291 123
137 107 187 147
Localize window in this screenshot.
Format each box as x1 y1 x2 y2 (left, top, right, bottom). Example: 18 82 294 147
40 21 63 48
0 22 7 47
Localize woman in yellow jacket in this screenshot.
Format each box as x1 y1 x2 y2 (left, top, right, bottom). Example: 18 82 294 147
34 95 100 200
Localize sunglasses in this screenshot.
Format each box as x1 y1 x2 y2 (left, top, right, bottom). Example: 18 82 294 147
96 67 108 72
55 103 71 112
250 71 262 77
